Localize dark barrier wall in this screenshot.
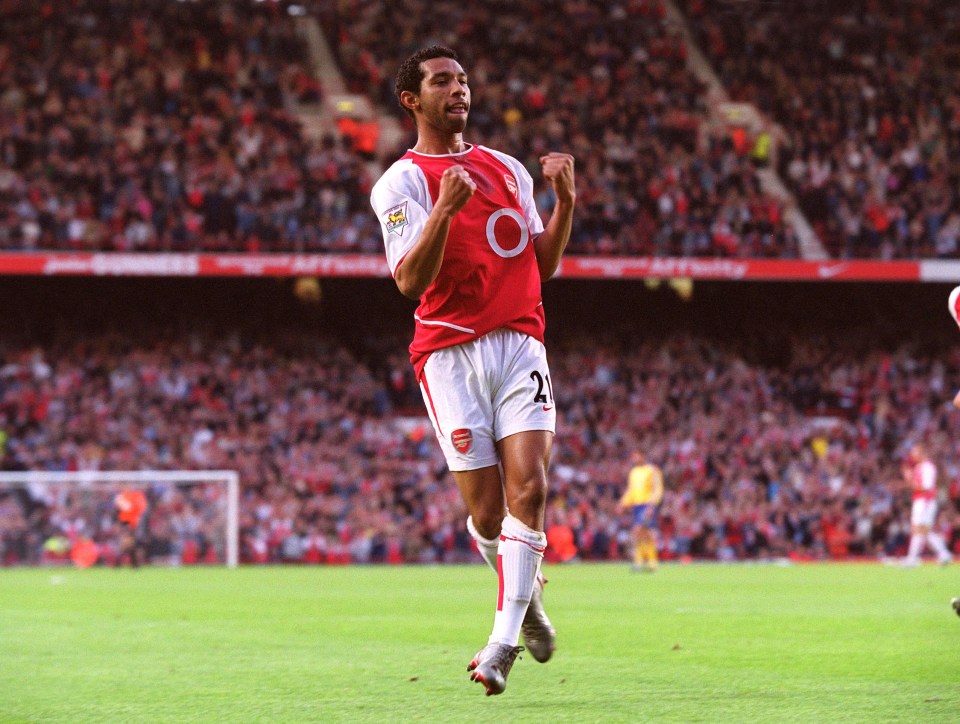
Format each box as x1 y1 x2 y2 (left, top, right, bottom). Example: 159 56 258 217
0 277 956 360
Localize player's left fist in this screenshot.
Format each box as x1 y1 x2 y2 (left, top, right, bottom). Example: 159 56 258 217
540 152 576 204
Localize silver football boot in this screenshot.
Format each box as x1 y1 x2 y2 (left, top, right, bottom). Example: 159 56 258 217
467 643 524 696
521 573 556 663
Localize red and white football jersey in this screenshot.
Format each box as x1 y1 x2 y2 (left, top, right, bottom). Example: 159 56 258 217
370 144 546 378
912 459 937 501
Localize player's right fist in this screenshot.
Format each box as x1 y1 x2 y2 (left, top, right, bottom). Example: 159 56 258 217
438 164 476 214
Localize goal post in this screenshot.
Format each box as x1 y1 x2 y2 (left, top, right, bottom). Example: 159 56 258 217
0 470 240 568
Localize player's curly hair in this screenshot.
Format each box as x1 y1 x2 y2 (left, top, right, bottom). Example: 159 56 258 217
394 45 460 118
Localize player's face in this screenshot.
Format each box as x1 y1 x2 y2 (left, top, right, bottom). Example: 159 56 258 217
416 57 470 134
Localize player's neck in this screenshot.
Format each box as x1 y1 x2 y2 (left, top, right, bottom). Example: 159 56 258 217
413 131 468 156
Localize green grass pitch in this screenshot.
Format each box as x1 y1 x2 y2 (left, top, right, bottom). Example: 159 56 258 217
1 562 958 723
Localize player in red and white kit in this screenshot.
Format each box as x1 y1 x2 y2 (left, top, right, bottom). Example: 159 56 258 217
948 288 960 611
370 46 575 696
951 285 960 409
901 443 952 566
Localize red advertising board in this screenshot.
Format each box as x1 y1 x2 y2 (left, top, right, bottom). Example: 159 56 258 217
0 252 946 282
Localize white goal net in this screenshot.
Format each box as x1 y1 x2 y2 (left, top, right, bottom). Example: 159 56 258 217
0 470 239 568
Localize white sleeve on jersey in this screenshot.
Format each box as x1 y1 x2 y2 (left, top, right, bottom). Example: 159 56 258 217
949 284 960 327
479 146 545 237
918 460 937 491
370 159 433 275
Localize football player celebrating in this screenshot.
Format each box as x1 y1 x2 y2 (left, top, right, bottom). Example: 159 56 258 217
371 46 575 695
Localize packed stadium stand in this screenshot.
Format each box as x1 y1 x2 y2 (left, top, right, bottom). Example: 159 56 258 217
680 0 960 259
4 0 958 260
0 0 380 254
2 0 807 258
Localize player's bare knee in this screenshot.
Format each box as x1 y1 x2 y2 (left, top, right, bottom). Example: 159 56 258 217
471 512 503 540
508 474 547 520
468 497 506 539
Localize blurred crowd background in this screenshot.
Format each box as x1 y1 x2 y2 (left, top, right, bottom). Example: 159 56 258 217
2 0 960 567
1 279 958 566
2 0 958 259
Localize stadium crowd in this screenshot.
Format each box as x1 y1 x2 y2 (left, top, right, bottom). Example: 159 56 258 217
0 0 381 254
681 0 960 259
7 0 960 260
0 0 800 258
2 325 958 566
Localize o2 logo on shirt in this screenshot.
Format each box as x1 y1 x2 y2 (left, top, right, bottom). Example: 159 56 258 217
383 201 408 236
486 208 529 258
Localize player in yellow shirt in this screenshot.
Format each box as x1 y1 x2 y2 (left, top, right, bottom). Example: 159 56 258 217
618 450 664 571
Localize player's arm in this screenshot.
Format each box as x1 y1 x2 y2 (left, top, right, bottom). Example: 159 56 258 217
394 165 476 299
652 467 664 506
953 389 960 409
901 463 913 487
618 472 636 511
532 152 576 281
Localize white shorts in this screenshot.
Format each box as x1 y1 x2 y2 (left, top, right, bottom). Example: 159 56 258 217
911 498 937 528
419 328 556 472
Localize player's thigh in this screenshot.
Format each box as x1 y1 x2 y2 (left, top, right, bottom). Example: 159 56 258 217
420 346 498 471
497 429 553 483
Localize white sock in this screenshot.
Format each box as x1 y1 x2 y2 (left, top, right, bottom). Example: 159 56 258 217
488 514 546 647
467 515 500 573
928 532 952 561
905 535 925 563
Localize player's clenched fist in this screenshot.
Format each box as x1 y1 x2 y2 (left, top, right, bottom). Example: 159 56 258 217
438 164 476 214
540 152 576 204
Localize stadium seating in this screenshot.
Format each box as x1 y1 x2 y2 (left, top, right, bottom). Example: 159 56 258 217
0 0 381 254
2 324 957 565
5 0 958 259
680 0 960 259
0 0 800 257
